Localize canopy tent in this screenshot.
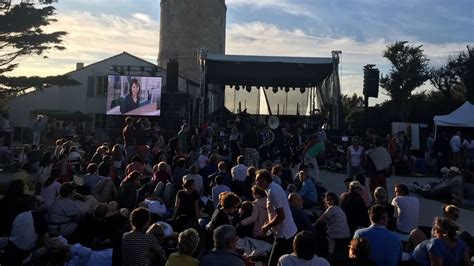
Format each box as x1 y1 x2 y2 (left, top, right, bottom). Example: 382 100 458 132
199 52 341 129
433 101 474 137
434 101 474 127
203 53 334 87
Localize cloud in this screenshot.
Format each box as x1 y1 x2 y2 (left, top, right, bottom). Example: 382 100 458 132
10 10 159 76
227 0 317 19
226 21 470 103
10 8 470 106
130 13 153 25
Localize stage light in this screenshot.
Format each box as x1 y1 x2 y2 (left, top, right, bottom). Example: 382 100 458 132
236 85 240 91
272 87 278 93
246 86 251 92
284 87 290 93
300 87 306 93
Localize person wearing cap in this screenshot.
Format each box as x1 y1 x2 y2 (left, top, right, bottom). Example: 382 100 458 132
340 181 370 236
391 184 420 242
417 166 464 203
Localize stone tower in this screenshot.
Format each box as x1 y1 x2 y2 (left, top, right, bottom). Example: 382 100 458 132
158 0 226 83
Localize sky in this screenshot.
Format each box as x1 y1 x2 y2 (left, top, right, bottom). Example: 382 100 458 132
9 0 474 106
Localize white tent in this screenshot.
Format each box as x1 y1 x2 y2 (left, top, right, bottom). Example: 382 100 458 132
433 101 474 137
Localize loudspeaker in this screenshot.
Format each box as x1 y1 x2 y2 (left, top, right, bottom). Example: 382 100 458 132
363 68 379 98
166 59 179 92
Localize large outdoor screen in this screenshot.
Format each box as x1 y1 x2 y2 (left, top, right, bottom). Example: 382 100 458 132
106 75 162 116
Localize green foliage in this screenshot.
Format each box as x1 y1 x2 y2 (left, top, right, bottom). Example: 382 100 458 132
0 2 77 94
456 46 474 102
380 41 430 121
341 93 364 124
430 46 474 102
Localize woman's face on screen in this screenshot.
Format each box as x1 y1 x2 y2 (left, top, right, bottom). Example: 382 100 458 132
131 83 139 97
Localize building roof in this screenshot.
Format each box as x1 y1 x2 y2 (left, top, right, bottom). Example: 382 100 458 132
63 51 158 76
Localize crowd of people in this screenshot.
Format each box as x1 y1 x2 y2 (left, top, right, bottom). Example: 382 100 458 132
0 115 473 265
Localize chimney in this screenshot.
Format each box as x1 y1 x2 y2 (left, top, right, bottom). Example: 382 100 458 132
76 62 84 70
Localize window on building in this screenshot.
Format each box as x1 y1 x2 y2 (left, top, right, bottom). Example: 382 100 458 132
87 75 108 97
95 76 108 96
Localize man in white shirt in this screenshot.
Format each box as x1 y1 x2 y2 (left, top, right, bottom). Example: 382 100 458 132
256 169 297 266
450 131 462 167
391 184 420 241
231 155 248 182
231 155 248 195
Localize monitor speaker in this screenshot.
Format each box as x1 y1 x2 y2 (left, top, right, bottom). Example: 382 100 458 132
166 59 179 92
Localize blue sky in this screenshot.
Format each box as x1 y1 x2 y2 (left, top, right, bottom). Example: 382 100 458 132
12 0 474 104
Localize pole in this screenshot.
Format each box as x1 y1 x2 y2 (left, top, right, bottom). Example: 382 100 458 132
364 95 369 128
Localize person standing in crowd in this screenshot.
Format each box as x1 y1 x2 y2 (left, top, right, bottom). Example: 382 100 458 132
353 205 402 266
211 175 231 209
122 117 136 162
177 123 190 154
346 136 364 180
278 230 330 266
231 155 248 195
391 184 420 242
256 169 297 266
450 131 462 167
425 133 435 166
32 115 46 145
463 133 474 166
243 124 259 167
200 225 245 266
122 207 166 265
302 134 324 185
229 127 242 166
365 137 392 194
433 132 450 174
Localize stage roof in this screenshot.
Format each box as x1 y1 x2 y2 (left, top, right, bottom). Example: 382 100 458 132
204 53 335 88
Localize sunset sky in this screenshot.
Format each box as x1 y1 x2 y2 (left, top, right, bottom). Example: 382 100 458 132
10 0 474 105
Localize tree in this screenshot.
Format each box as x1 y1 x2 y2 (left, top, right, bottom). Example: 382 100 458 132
0 2 78 96
430 46 474 102
380 41 430 121
430 59 460 98
455 46 474 102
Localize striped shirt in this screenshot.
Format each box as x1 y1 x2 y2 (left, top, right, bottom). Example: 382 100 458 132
321 206 350 239
122 231 165 266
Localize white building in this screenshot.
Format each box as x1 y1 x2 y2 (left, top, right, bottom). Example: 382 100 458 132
8 52 197 141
